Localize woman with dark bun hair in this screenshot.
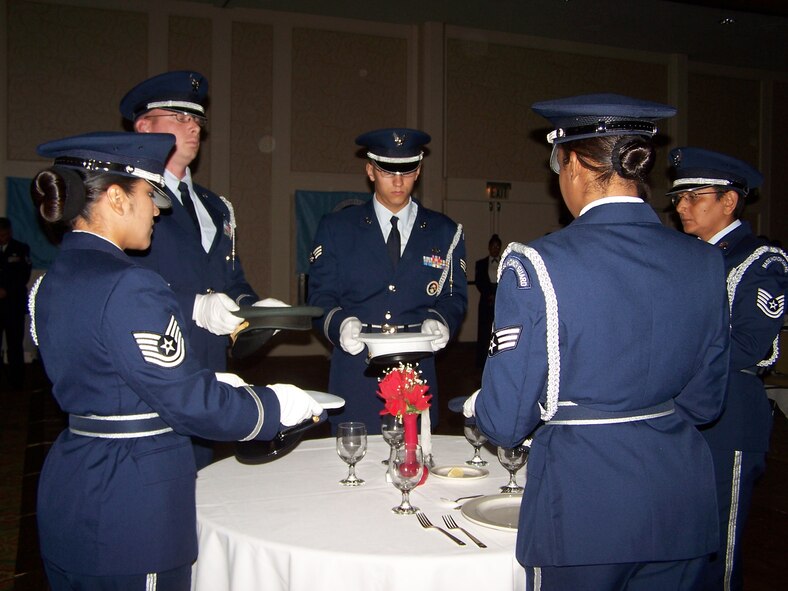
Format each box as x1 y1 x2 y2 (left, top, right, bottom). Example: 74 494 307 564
464 95 731 590
30 132 322 591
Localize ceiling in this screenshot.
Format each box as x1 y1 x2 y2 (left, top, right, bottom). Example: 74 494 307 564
186 0 788 72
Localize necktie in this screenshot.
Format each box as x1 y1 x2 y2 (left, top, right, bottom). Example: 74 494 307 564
179 182 200 230
387 216 401 268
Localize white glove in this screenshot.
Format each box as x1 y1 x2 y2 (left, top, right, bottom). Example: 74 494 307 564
463 389 480 418
215 372 249 387
193 292 242 335
422 319 450 352
339 317 364 355
252 297 290 308
268 383 323 427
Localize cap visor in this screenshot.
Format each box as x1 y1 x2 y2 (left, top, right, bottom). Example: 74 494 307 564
665 183 715 196
148 182 172 208
372 160 421 175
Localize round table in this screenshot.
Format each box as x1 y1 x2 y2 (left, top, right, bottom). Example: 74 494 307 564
192 434 525 591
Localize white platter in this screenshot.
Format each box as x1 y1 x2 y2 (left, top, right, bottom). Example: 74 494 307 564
305 390 345 410
430 465 489 480
461 493 522 531
356 333 437 357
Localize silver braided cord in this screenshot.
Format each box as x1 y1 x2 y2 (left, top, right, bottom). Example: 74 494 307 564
436 223 463 296
726 245 788 368
218 195 237 269
27 274 45 346
499 242 561 421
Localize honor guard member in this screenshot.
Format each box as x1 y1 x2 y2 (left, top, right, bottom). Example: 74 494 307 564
29 132 321 591
669 147 788 591
464 94 730 590
0 217 32 389
308 128 468 433
121 71 285 469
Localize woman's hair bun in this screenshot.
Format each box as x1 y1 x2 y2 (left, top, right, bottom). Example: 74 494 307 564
611 137 655 180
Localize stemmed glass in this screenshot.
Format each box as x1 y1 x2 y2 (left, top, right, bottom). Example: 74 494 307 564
380 414 404 465
463 421 488 467
388 444 425 515
336 422 367 486
497 444 529 493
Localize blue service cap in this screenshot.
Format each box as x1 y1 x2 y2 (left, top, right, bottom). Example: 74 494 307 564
667 147 762 196
533 94 675 174
356 128 431 174
120 70 208 122
36 131 175 208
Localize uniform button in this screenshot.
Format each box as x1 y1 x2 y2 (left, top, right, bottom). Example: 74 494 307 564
226 255 231 261
385 311 392 320
388 284 396 292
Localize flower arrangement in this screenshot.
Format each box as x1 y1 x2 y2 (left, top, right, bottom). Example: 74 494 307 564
377 362 431 417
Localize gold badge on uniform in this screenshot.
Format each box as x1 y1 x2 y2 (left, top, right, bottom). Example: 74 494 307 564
426 280 439 296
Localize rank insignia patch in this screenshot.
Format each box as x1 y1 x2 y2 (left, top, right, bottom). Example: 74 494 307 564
133 316 185 368
460 258 466 274
310 245 323 264
423 255 447 269
488 325 522 356
501 257 531 289
756 288 784 319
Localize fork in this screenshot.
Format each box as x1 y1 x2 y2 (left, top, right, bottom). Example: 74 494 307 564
416 512 466 545
442 514 487 548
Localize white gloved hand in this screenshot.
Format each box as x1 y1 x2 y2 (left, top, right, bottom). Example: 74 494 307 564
215 372 249 388
339 317 364 355
252 297 290 308
193 292 242 335
268 383 323 427
421 319 450 352
463 389 480 418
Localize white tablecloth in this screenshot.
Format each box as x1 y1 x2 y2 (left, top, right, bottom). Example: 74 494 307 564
192 435 525 591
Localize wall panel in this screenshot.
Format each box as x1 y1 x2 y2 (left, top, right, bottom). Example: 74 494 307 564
291 28 408 173
169 15 213 185
230 21 274 295
446 39 669 183
7 0 147 160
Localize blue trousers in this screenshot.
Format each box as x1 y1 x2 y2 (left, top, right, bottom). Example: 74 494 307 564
526 556 708 590
701 447 766 591
44 559 191 591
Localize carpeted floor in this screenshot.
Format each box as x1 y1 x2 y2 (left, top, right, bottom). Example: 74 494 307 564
1 346 786 590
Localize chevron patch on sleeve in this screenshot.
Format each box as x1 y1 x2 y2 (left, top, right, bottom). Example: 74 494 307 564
309 245 323 263
756 288 784 319
488 325 522 356
133 316 186 368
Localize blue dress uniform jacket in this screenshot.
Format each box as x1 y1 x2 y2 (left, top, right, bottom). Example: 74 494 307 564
33 232 280 576
702 221 787 452
476 202 730 567
131 182 257 371
308 199 467 430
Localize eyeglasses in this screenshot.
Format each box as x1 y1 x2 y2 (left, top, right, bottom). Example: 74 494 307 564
144 112 207 128
670 190 720 207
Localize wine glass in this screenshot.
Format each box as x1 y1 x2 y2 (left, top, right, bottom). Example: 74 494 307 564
463 421 488 466
497 444 529 493
336 422 367 486
380 414 404 465
388 444 425 515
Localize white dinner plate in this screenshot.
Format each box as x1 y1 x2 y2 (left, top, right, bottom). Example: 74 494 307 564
305 390 345 410
356 333 437 357
430 465 489 480
461 493 522 531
